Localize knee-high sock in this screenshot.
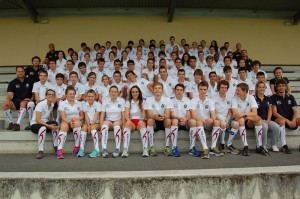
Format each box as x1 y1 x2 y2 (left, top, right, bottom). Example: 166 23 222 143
52 130 58 147
140 128 148 150
165 128 171 147
27 102 35 122
211 127 220 148
57 131 67 150
227 128 238 146
239 126 248 146
4 109 13 123
255 125 263 147
197 126 208 149
114 126 121 150
147 126 154 147
280 126 287 146
123 127 131 150
73 127 81 147
91 130 99 151
79 131 87 150
220 128 226 144
170 126 178 148
189 127 197 149
16 108 26 125
38 126 47 151
100 125 108 150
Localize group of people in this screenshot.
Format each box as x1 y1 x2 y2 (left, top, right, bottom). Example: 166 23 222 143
3 37 300 159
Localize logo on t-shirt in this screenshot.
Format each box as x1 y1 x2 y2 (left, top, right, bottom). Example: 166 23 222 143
118 104 121 108
227 101 230 105
205 105 209 109
77 107 80 110
184 104 187 108
247 102 249 106
161 104 165 108
288 100 291 104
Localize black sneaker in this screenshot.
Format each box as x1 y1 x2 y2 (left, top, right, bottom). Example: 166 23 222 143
12 123 20 131
227 145 239 155
36 151 44 159
6 122 14 130
256 147 261 154
281 145 292 154
260 146 270 156
24 124 31 130
242 146 250 156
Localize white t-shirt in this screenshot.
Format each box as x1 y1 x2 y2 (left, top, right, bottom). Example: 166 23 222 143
51 83 67 98
58 100 83 121
134 58 146 75
145 96 173 115
227 78 238 97
214 94 232 121
92 68 105 85
125 100 144 119
231 94 258 114
128 79 153 99
160 77 175 98
48 68 64 85
83 101 102 124
32 81 52 101
142 68 155 83
191 97 215 119
99 84 110 100
238 78 255 92
56 59 67 70
70 82 85 98
101 97 125 121
171 96 191 118
30 100 54 125
207 82 218 98
84 82 100 94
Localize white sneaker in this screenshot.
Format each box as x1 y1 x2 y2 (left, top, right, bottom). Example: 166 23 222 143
142 149 149 157
272 145 279 152
121 149 129 158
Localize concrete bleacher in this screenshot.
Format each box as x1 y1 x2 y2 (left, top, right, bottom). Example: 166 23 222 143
0 65 299 154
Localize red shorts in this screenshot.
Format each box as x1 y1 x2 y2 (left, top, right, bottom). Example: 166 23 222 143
131 119 146 128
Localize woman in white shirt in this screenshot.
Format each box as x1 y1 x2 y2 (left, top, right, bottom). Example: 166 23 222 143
100 86 125 158
56 86 84 159
123 86 147 157
77 89 102 158
142 58 155 83
56 51 67 70
84 72 100 101
98 75 110 103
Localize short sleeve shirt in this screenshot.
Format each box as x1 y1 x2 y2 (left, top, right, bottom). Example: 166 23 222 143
191 97 215 119
58 100 83 121
254 95 272 120
83 101 102 124
271 93 297 120
145 96 173 115
51 83 67 98
214 94 232 121
171 96 191 118
30 100 54 125
231 94 258 114
125 100 144 119
101 97 125 121
32 81 52 101
7 78 33 100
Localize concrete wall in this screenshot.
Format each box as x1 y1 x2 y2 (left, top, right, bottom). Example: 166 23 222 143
0 16 300 66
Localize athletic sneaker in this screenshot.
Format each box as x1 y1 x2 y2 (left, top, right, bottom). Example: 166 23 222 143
149 146 157 156
220 144 227 154
255 147 262 154
281 145 292 154
121 149 129 158
72 146 80 155
142 149 149 157
201 149 210 159
210 147 224 157
227 145 239 155
77 149 85 157
56 149 64 159
12 123 20 131
36 151 44 159
89 149 100 158
102 149 109 158
172 146 180 157
188 146 200 157
261 146 270 156
112 149 120 158
242 146 250 156
6 122 13 130
272 145 279 152
164 146 172 156
24 124 31 130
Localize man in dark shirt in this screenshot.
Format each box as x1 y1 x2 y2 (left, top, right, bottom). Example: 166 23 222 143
241 49 253 72
3 66 35 131
233 42 242 63
25 56 43 83
271 79 300 154
43 43 58 64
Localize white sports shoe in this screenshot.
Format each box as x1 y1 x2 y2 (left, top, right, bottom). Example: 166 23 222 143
142 149 149 157
121 149 129 158
272 145 279 152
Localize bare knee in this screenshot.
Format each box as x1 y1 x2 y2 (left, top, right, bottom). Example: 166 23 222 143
231 121 239 129
188 119 196 127
164 119 171 128
147 119 154 126
172 119 179 126
213 120 220 127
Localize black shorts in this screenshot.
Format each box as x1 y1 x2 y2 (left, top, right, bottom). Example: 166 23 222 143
285 123 299 130
12 99 23 110
30 121 58 134
154 120 165 131
245 120 254 129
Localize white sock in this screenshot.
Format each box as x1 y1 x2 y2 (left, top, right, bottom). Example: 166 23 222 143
80 131 87 150
57 131 67 150
198 126 208 149
16 108 26 125
190 127 197 149
4 109 13 123
73 127 81 147
100 125 108 150
147 126 154 147
280 126 287 146
227 128 238 146
220 128 226 144
170 126 178 148
211 127 220 148
91 130 99 151
165 128 171 147
255 125 263 147
239 126 248 146
123 127 131 150
114 126 121 150
27 102 35 121
140 128 148 150
52 130 58 147
38 126 47 151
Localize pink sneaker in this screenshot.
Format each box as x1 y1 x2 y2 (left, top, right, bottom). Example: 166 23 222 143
56 149 64 159
72 146 80 155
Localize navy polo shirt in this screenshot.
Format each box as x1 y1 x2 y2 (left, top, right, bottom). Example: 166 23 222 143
270 77 290 93
45 51 59 60
7 78 33 100
25 66 44 83
254 95 272 120
271 93 297 120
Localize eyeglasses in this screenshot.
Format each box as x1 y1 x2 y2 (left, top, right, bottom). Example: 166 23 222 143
47 94 55 96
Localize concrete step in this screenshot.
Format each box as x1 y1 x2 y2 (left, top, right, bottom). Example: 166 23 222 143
262 65 300 71
0 128 299 153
